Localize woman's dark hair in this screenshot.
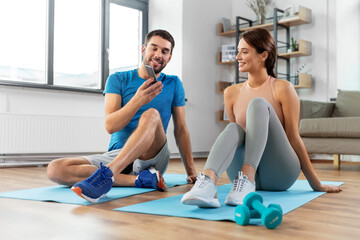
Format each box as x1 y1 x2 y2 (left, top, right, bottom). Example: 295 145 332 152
145 29 175 54
241 28 277 78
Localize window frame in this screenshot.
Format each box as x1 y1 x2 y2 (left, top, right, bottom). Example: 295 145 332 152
0 0 148 94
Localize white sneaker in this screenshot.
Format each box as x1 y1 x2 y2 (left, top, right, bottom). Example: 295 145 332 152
181 173 220 208
225 171 255 206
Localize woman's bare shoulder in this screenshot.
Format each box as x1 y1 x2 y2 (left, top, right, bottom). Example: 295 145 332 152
273 78 298 103
224 82 244 97
273 78 294 93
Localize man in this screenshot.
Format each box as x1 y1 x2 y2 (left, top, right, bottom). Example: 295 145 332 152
47 29 197 203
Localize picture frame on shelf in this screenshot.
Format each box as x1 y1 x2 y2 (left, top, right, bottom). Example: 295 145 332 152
221 44 236 62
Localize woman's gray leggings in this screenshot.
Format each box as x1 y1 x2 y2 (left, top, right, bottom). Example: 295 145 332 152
204 97 300 190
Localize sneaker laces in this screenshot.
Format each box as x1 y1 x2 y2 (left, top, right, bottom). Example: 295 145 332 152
232 171 249 192
88 163 113 187
193 173 211 189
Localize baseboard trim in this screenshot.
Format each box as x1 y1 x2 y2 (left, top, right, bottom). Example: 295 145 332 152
310 159 360 165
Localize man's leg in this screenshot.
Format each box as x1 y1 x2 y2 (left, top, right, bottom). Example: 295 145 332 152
47 157 137 186
107 108 167 179
47 108 167 187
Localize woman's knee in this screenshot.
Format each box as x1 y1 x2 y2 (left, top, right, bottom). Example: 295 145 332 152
248 97 269 109
247 98 271 119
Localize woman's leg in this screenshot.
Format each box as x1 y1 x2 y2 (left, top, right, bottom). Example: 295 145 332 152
204 122 245 183
225 98 301 205
228 97 300 190
181 122 245 208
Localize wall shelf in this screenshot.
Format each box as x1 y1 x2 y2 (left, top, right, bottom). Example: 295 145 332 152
278 39 312 59
217 81 232 93
294 73 312 89
217 52 236 65
218 6 311 37
217 110 229 123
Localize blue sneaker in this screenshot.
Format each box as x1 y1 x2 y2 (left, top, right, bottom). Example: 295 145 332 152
135 166 167 191
71 162 114 203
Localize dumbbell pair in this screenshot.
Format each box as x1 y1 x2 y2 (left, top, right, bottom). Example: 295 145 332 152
235 192 283 229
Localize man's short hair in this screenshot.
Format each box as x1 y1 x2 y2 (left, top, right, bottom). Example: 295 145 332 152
145 29 175 53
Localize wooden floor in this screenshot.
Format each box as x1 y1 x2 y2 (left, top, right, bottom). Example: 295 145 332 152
0 159 359 240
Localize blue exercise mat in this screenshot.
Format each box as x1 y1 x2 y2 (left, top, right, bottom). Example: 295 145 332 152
0 174 188 205
115 180 343 224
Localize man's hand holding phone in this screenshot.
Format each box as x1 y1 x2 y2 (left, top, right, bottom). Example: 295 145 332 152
132 66 163 107
145 65 158 84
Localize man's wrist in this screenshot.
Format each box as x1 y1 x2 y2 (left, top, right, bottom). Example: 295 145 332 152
129 97 142 110
186 166 197 176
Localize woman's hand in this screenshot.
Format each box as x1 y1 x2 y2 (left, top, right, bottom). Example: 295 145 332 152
316 184 343 193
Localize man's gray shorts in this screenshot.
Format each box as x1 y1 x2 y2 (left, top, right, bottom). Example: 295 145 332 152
84 141 170 175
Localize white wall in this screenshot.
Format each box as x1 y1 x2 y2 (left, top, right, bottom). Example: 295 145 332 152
182 0 233 153
336 0 360 91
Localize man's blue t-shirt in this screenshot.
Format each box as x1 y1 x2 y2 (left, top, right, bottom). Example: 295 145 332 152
103 69 185 151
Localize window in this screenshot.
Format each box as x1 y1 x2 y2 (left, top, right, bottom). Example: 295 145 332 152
0 0 47 84
109 3 143 75
0 0 148 93
54 0 100 89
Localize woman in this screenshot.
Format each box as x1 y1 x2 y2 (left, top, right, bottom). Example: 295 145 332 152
181 28 342 208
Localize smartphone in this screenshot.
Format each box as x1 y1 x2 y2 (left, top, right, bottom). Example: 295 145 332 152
145 65 157 83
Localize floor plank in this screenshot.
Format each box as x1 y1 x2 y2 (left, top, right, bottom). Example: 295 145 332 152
0 159 359 240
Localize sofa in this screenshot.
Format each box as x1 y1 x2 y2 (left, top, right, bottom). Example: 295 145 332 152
299 90 360 169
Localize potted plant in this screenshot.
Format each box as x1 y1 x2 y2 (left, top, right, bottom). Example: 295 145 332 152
291 37 299 52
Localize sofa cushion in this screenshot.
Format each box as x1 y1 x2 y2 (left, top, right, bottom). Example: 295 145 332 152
299 117 360 138
332 90 360 117
302 138 360 155
300 100 335 119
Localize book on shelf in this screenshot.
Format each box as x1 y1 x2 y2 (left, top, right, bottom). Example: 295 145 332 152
223 107 229 121
221 17 232 32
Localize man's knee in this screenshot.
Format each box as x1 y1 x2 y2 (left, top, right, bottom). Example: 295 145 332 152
47 158 69 184
140 108 161 125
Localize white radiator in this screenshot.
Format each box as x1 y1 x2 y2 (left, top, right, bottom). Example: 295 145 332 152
0 113 110 155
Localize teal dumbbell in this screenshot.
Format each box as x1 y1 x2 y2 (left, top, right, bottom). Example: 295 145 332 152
235 203 282 225
234 192 283 229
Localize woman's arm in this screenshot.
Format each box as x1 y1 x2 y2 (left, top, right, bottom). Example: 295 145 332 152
275 80 342 193
224 84 241 123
